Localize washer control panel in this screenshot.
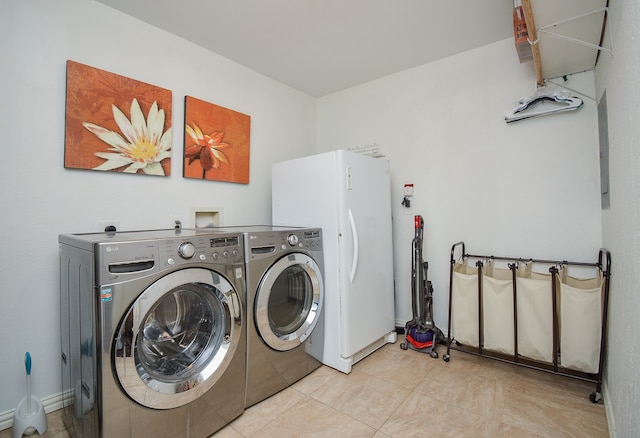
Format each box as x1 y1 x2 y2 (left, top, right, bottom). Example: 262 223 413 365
161 234 243 267
91 230 244 284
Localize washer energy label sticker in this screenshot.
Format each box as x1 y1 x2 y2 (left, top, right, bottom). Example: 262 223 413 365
101 287 113 302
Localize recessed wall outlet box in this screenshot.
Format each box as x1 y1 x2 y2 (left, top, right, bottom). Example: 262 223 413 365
191 208 223 228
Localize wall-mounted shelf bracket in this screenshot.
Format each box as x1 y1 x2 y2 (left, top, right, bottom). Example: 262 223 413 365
536 7 613 56
521 0 611 88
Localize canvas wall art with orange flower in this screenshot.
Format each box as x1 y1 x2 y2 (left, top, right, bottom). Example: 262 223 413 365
64 60 173 176
184 96 250 184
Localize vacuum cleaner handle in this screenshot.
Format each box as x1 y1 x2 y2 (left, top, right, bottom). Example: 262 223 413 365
414 215 424 240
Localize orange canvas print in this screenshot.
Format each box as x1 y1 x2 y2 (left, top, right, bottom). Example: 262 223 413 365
183 96 250 183
64 60 172 176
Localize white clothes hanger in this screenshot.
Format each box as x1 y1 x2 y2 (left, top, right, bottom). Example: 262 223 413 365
504 88 583 123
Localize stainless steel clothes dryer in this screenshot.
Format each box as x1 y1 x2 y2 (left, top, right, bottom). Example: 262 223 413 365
216 226 324 407
59 229 246 438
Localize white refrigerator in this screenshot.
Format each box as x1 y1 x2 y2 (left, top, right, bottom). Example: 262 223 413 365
272 150 397 373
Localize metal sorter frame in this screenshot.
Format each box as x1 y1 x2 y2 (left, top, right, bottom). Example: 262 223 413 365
444 242 611 403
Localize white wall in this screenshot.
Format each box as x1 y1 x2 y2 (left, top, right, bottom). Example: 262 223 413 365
317 38 603 331
0 0 316 418
594 0 640 436
3 0 634 434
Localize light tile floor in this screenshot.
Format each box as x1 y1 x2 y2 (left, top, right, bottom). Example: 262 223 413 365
2 342 609 437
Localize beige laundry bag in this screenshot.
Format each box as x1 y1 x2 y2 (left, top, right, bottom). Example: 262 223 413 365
451 261 479 347
516 264 554 363
482 261 515 355
559 267 603 374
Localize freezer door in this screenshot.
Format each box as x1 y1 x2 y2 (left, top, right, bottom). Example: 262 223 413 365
335 151 395 358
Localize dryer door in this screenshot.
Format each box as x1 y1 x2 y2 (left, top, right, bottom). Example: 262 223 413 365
255 252 323 351
113 268 242 409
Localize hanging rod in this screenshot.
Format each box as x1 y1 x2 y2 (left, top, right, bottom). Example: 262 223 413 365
464 253 599 268
450 242 611 272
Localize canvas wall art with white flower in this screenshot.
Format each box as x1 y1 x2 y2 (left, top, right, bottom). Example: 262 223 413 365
64 60 172 176
183 96 250 184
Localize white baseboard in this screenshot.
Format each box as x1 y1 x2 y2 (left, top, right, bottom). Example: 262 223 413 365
0 392 65 431
602 379 615 438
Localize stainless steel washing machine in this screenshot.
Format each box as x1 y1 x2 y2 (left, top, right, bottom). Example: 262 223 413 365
214 226 325 407
59 229 246 438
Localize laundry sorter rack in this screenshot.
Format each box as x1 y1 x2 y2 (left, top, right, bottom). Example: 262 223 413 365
444 242 611 403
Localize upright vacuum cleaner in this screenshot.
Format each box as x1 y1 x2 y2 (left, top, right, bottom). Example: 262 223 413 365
400 215 443 358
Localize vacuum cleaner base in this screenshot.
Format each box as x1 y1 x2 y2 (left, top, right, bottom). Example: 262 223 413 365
400 325 444 358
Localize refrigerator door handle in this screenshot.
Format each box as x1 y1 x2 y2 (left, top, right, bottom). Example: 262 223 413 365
348 209 359 283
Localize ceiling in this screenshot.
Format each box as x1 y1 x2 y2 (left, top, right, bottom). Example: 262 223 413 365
96 0 515 97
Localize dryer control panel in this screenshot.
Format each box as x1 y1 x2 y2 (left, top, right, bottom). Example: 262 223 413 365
281 229 322 251
247 228 322 261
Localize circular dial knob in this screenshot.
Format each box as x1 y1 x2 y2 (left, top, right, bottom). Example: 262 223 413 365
287 234 299 246
178 242 196 259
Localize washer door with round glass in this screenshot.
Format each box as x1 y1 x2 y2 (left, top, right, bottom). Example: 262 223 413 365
113 268 242 410
255 253 323 352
